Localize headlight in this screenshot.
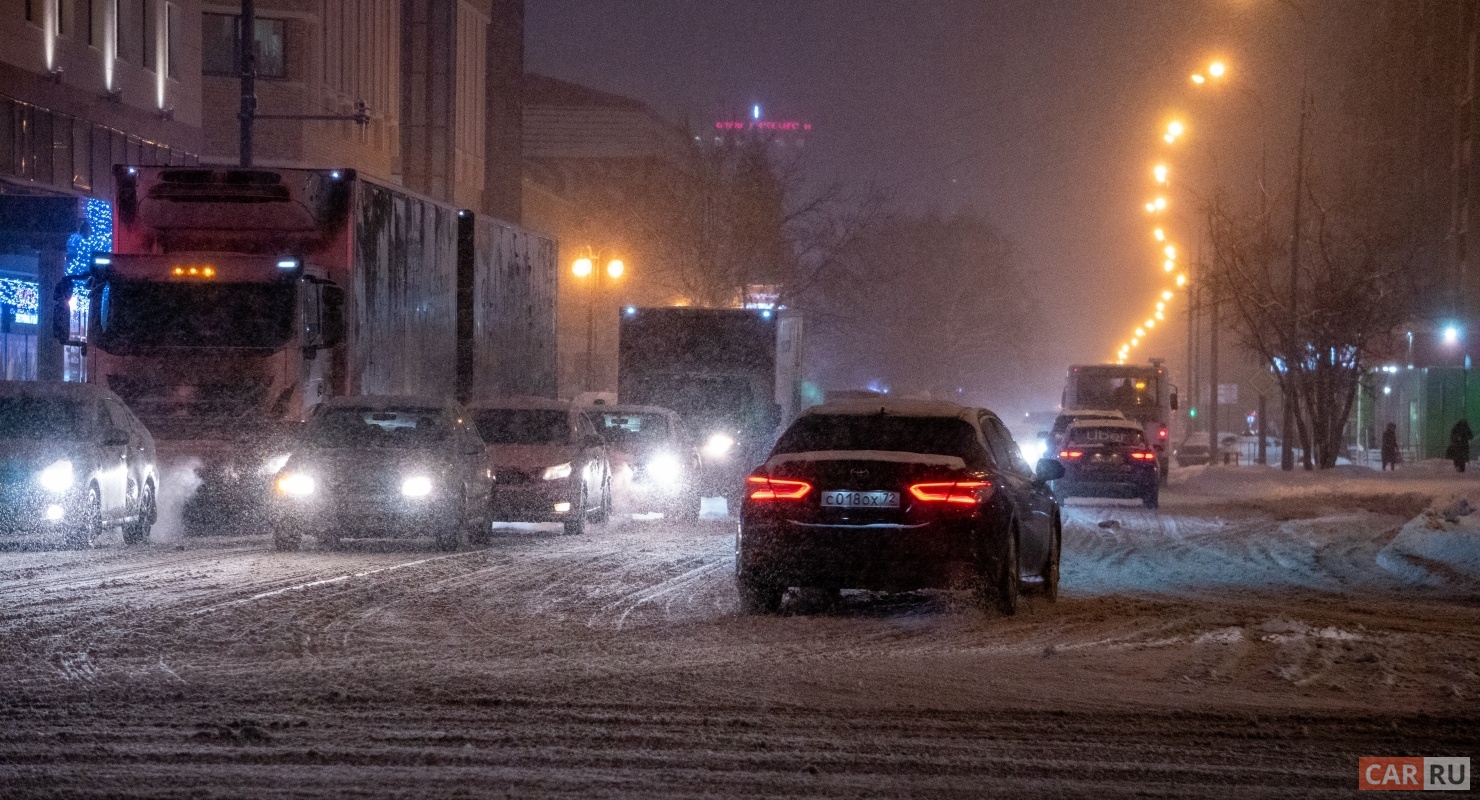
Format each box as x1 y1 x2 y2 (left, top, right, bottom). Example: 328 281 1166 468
275 472 316 497
542 462 572 481
37 460 74 493
401 475 433 498
703 433 735 459
646 453 683 486
259 454 291 476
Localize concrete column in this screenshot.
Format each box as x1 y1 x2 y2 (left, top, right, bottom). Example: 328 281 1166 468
35 247 67 381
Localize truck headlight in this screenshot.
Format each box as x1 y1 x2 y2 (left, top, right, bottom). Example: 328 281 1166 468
542 462 572 481
401 475 433 498
275 472 316 497
37 460 74 493
703 433 735 459
646 453 682 486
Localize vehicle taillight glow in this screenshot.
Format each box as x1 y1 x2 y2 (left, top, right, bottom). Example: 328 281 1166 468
1129 450 1156 460
1158 427 1168 439
746 475 812 500
1059 450 1083 459
908 480 991 505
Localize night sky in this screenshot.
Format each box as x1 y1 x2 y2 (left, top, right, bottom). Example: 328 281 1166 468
526 0 1317 411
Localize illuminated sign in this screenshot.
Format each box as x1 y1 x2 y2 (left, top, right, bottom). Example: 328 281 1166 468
715 120 812 132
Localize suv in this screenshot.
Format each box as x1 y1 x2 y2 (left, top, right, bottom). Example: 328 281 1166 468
736 399 1064 614
585 403 700 519
0 380 159 548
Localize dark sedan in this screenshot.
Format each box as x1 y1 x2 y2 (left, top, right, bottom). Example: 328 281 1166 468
1053 419 1161 508
0 380 159 548
268 396 491 551
736 400 1064 615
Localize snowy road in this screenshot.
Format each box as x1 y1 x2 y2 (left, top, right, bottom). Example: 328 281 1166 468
1 469 1478 798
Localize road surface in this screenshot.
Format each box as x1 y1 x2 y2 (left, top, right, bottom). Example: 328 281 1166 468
1 473 1476 797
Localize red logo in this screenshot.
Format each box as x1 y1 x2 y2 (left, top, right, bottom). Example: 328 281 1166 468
1360 757 1470 791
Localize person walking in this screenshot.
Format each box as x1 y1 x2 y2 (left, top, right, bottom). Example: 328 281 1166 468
1381 423 1401 471
1447 419 1474 473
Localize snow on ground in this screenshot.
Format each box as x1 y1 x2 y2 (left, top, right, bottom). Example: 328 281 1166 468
1 465 1477 797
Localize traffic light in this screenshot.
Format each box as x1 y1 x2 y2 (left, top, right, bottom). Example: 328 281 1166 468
1188 407 1198 418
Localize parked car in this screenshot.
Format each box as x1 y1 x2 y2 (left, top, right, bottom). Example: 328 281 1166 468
268 395 491 551
1053 419 1161 508
585 403 700 519
472 397 611 535
1173 432 1212 467
0 380 158 548
736 399 1064 614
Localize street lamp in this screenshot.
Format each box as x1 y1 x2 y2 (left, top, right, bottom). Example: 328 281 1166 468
571 250 627 392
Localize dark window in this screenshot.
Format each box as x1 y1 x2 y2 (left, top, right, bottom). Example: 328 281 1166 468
772 414 989 467
304 408 450 449
202 13 286 78
588 412 670 447
0 397 82 439
95 279 296 351
473 410 571 446
166 2 178 78
25 0 33 23
142 0 155 70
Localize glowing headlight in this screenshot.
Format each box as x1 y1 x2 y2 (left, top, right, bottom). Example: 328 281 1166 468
542 462 572 481
703 433 735 459
37 460 74 493
275 472 316 497
646 453 683 486
401 475 433 498
260 454 291 476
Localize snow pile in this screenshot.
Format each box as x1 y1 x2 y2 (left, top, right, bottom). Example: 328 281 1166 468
1377 492 1480 587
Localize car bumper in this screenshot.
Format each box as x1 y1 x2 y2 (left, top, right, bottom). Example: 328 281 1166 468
489 482 579 522
0 487 79 537
737 518 983 592
272 496 460 538
1055 469 1156 498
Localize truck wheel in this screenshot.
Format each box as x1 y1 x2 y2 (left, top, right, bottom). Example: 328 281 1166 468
736 571 784 614
65 487 104 550
122 482 155 545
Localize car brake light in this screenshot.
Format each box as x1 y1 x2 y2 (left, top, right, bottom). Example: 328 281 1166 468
746 475 813 500
1129 450 1156 460
908 480 991 505
1158 427 1168 439
1059 450 1083 459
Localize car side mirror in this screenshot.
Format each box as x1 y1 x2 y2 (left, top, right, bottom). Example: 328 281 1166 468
1035 458 1066 483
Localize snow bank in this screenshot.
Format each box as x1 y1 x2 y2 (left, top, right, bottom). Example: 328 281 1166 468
1377 495 1480 587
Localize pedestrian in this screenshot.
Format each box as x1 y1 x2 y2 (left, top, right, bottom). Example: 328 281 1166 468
1447 419 1474 473
1381 423 1401 471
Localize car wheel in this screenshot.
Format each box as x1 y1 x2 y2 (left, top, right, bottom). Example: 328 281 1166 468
122 481 155 545
1041 518 1061 602
564 488 587 535
1142 486 1160 509
976 524 1019 615
736 570 784 614
66 487 104 550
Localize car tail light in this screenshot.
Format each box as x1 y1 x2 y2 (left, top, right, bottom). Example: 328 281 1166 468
1129 450 1156 460
1058 450 1083 460
746 475 813 501
908 480 992 505
1157 426 1168 439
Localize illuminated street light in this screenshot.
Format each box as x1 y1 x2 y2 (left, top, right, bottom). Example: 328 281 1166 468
1208 60 1226 78
1164 245 1176 259
1135 327 1145 338
1190 73 1206 85
1164 120 1184 143
1145 319 1156 329
1153 164 1168 184
1155 302 1165 311
572 257 593 278
1130 337 1139 346
1175 273 1187 287
1154 196 1167 211
1153 228 1165 241
1443 324 1462 345
606 259 625 279
1162 290 1174 300
1155 311 1165 321
1145 202 1157 213
1163 259 1175 272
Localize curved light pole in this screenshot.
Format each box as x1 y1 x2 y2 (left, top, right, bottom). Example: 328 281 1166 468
571 251 626 392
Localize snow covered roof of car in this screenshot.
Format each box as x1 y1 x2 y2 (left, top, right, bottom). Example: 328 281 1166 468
320 394 452 411
0 380 117 403
1058 409 1127 419
803 399 976 420
1066 418 1144 431
582 403 678 418
466 395 572 412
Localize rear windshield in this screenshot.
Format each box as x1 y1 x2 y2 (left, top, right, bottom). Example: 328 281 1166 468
474 409 570 445
0 397 82 439
1067 426 1146 446
303 407 449 448
773 414 986 463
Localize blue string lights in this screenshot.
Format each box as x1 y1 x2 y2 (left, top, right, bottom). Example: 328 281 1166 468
66 198 113 276
0 277 39 324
